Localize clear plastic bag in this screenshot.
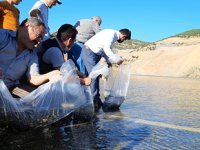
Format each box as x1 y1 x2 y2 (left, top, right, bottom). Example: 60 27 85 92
73 86 94 122
0 80 29 128
73 62 110 122
89 61 110 79
0 60 92 128
102 64 131 111
108 54 122 64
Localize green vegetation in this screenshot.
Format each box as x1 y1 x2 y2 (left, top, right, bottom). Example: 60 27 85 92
113 39 153 50
173 29 200 38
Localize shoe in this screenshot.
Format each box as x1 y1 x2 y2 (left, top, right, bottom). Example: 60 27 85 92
102 102 120 112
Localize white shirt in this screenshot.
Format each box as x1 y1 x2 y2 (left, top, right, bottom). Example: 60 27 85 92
85 29 122 63
29 0 50 40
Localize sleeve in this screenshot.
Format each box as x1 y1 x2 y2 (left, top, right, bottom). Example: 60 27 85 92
102 33 122 64
0 29 8 51
30 1 42 12
102 35 116 57
102 52 112 65
43 47 65 68
26 51 40 78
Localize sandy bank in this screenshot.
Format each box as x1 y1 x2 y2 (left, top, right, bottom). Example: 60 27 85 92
118 37 200 78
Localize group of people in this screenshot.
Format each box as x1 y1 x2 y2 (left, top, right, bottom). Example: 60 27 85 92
0 0 131 111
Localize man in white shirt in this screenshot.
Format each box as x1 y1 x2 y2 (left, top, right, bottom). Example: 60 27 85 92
80 28 131 110
29 0 62 41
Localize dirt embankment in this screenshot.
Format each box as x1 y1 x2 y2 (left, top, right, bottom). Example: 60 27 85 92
118 37 200 79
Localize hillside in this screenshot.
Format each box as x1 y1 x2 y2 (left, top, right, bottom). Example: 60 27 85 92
173 29 200 38
117 29 200 79
53 29 200 79
113 39 154 50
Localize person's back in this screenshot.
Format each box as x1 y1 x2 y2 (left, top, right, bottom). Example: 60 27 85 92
75 16 101 43
68 16 102 74
0 0 21 31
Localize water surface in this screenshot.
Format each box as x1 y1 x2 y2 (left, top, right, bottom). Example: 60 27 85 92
0 76 200 149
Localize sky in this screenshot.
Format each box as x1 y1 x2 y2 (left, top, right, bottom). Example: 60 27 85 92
16 0 200 42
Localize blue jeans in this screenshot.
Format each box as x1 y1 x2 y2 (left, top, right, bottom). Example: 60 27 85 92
80 47 102 104
68 42 86 74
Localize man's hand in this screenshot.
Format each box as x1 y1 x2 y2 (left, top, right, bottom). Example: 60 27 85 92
30 9 40 17
80 77 92 86
117 59 124 65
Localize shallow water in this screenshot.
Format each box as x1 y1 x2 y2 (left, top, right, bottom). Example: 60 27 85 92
0 75 200 150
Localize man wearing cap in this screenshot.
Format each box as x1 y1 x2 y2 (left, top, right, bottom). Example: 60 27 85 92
29 0 62 41
80 28 131 110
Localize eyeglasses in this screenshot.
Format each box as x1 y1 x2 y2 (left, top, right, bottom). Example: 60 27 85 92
30 26 43 41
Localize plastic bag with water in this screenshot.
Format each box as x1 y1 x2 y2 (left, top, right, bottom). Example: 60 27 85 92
103 64 131 111
0 60 92 128
89 61 110 79
73 61 110 122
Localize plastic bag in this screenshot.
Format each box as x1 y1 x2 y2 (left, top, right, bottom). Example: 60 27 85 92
0 80 29 128
108 54 122 64
89 61 110 79
73 62 109 122
0 60 92 128
73 86 94 122
102 64 131 111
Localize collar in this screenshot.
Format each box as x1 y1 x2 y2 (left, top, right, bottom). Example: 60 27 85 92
55 37 66 52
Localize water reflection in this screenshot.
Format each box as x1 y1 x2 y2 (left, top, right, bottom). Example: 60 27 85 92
125 76 200 128
0 75 200 149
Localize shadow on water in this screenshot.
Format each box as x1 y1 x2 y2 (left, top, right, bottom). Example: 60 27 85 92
0 111 152 150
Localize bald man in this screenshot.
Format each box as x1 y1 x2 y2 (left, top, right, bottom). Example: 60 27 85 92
68 16 102 74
